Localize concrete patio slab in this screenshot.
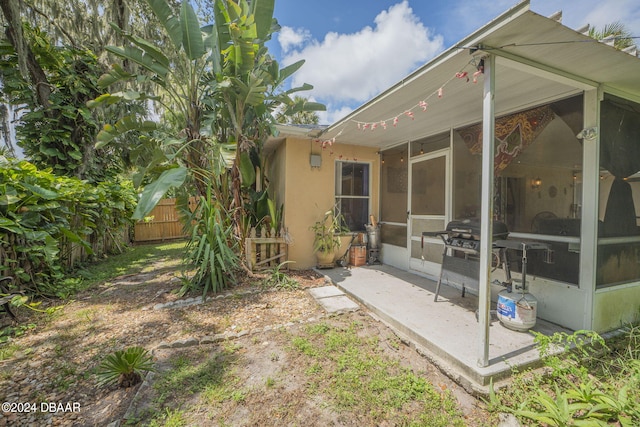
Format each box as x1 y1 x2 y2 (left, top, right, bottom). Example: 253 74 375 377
308 286 345 299
308 285 360 314
316 264 571 393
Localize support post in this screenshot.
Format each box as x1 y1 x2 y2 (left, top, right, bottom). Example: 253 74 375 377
478 54 496 368
579 88 602 330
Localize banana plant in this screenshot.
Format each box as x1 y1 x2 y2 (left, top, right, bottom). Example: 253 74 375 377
89 0 323 291
89 0 323 222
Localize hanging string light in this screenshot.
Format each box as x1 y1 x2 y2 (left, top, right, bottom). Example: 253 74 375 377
314 57 485 159
347 58 481 135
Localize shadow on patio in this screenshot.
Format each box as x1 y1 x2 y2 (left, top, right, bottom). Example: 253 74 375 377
317 263 571 393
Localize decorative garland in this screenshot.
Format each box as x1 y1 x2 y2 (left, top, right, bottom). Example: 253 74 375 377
314 57 484 157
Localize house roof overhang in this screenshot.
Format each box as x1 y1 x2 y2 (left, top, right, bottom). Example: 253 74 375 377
313 0 640 149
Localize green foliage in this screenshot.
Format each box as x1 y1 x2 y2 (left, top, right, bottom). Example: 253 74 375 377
0 25 127 181
290 322 466 426
0 156 136 296
261 261 298 290
132 167 187 220
310 210 349 253
488 327 640 427
90 0 324 250
181 190 239 297
96 346 154 388
588 21 636 51
533 329 606 378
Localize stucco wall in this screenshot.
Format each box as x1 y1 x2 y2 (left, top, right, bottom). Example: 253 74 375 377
276 137 380 269
267 141 286 215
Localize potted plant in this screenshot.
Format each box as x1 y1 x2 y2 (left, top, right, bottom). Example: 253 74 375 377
310 210 348 268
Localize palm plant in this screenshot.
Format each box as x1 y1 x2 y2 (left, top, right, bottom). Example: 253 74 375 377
588 21 636 51
96 346 154 388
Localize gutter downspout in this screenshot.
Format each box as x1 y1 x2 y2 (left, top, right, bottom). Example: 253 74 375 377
478 54 496 368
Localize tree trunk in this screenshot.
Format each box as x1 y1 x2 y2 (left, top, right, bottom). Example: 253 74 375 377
0 0 52 112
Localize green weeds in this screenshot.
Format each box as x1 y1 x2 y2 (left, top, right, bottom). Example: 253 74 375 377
488 325 640 426
290 321 466 426
260 261 299 290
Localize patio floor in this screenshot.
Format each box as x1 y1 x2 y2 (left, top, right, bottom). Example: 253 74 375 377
316 263 572 393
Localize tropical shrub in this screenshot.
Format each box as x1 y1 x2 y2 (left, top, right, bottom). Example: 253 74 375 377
0 24 132 182
0 156 136 296
181 187 239 297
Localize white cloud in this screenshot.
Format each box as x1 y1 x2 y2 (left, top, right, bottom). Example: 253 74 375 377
317 104 354 126
531 0 640 35
280 1 443 123
277 26 311 53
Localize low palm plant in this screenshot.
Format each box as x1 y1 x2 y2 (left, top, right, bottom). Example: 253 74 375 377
96 346 154 388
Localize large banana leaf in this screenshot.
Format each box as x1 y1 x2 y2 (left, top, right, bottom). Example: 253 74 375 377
96 115 158 148
96 64 134 89
214 0 231 53
239 151 256 188
284 83 314 95
218 0 257 75
279 60 305 82
146 0 182 50
87 91 158 109
251 0 275 41
106 46 169 78
180 1 205 60
132 167 188 220
202 25 222 74
232 75 267 107
122 33 170 69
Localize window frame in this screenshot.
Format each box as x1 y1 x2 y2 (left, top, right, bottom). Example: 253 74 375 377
334 159 372 232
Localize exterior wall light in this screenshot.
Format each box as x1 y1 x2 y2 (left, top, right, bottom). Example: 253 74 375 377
531 177 542 190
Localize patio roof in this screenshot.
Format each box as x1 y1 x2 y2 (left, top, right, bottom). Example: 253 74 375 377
315 0 640 149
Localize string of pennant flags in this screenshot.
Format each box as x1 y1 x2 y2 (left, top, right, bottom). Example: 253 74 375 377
314 57 484 153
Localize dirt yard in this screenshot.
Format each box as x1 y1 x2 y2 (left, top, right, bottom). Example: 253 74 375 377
0 252 493 426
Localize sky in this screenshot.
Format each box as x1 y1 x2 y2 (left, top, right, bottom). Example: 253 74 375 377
267 0 640 125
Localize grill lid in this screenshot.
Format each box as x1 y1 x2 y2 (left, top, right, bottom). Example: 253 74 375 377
445 218 509 240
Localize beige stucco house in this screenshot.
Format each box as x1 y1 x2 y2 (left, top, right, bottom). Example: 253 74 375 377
264 0 640 343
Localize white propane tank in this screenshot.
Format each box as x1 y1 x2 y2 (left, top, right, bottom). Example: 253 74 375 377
497 289 538 332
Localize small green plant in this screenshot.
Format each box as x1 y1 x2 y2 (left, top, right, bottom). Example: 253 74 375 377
261 261 299 290
310 210 349 254
96 346 154 388
265 377 276 388
0 343 21 361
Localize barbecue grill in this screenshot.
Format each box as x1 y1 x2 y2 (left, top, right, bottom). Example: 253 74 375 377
422 218 509 302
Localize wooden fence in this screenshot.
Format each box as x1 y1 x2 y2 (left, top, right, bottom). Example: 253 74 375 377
133 200 289 271
134 197 196 243
245 227 288 272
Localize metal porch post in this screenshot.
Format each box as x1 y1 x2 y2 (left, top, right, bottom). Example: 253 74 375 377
478 54 495 368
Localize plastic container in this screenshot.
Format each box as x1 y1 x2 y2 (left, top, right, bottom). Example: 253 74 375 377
497 289 538 332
